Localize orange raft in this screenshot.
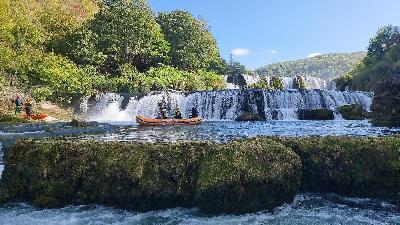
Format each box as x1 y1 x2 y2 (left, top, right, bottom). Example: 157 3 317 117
136 116 202 126
22 114 48 120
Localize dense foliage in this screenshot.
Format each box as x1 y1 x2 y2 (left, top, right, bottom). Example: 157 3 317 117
255 52 366 80
157 11 223 72
0 0 225 106
335 26 400 92
335 25 400 127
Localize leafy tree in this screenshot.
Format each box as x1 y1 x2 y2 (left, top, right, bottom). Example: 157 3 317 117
367 25 400 60
225 61 247 87
248 77 270 90
336 25 400 92
88 0 169 73
157 10 222 71
270 76 284 90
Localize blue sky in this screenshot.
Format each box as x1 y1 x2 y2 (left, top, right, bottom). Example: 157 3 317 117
148 0 400 69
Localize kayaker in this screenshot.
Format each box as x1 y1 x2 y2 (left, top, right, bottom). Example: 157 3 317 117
24 97 33 118
15 95 23 114
190 107 199 118
157 102 168 119
173 108 183 119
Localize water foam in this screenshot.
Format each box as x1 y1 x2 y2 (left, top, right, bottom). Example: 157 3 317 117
0 194 398 225
81 90 372 122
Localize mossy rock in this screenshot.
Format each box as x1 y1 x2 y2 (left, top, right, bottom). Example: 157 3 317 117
195 139 302 214
337 104 369 120
271 136 400 200
236 112 262 121
297 109 334 120
69 119 88 127
1 139 215 211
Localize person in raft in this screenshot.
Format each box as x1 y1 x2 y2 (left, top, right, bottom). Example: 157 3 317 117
190 107 199 118
157 102 168 119
24 97 33 117
173 108 183 119
15 95 23 115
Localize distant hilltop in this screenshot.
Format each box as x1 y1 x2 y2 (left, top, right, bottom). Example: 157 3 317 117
254 52 366 80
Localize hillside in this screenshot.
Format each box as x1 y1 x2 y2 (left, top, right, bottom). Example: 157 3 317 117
254 52 366 80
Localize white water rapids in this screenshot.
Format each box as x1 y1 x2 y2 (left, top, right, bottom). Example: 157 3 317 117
81 89 372 122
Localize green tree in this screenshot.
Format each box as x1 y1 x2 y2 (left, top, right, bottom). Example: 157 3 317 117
270 76 284 90
367 25 400 60
157 10 222 71
88 0 169 73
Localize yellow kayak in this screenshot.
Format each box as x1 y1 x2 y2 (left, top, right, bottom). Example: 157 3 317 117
136 116 202 126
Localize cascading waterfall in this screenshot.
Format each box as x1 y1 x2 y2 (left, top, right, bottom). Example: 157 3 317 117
81 89 372 122
224 75 331 90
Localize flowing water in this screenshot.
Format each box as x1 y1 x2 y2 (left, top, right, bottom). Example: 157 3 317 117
81 90 372 122
0 193 398 225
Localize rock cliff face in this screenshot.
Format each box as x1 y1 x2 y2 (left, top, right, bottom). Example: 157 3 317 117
1 136 399 214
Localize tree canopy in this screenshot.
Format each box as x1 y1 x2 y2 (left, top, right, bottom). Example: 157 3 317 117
0 0 226 105
157 10 223 71
335 25 400 92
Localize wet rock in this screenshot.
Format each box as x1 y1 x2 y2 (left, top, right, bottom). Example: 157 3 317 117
69 119 88 127
337 104 369 120
272 136 400 201
3 136 400 214
196 139 301 214
1 139 300 214
235 112 262 121
297 109 334 120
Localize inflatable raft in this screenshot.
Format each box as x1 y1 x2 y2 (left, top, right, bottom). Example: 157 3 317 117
22 114 48 120
136 116 202 126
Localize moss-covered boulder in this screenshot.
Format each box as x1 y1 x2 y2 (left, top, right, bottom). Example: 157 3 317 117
337 104 369 120
297 109 334 120
371 79 400 127
1 139 301 214
1 140 214 210
235 112 262 121
195 139 302 214
272 136 400 200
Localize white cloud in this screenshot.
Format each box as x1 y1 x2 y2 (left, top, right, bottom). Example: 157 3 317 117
268 49 278 54
231 48 251 56
308 52 322 58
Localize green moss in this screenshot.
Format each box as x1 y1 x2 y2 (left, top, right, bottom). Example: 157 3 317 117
271 136 400 200
196 138 302 214
2 136 400 214
337 104 369 120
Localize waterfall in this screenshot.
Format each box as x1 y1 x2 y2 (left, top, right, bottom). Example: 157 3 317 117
81 90 372 122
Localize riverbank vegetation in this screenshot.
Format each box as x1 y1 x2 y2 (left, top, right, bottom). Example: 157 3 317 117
1 136 399 214
0 0 226 106
335 25 400 127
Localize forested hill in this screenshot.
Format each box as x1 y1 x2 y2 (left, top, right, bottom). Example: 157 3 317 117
254 52 366 80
